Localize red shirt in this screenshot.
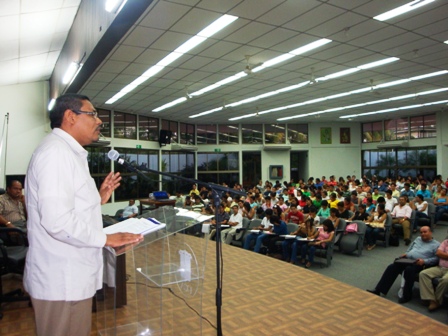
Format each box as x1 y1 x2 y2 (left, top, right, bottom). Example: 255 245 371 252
287 210 304 224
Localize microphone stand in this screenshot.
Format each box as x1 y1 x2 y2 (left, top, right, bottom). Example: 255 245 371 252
117 161 245 336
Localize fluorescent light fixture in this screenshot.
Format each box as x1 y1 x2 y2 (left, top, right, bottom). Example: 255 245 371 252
62 62 81 85
105 0 124 12
341 100 448 119
374 0 436 21
410 70 448 80
156 39 332 112
317 68 360 81
105 15 238 105
197 14 238 38
194 57 401 119
357 57 399 69
47 98 56 111
153 97 187 112
302 87 446 119
444 40 448 44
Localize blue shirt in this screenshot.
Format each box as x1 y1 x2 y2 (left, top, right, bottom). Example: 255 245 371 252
406 237 440 266
273 220 288 235
416 189 431 199
401 189 415 197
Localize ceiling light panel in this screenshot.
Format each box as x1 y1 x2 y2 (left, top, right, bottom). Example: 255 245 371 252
374 0 436 21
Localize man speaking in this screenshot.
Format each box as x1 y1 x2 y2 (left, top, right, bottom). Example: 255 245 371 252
24 93 143 336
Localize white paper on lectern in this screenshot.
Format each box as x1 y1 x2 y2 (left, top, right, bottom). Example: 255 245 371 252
175 208 214 222
103 217 166 236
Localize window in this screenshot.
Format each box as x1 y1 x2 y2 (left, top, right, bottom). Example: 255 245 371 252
242 151 260 189
114 111 137 139
265 124 286 144
86 146 111 192
180 122 195 144
362 122 382 142
161 151 195 194
197 124 217 144
410 114 436 139
113 148 159 201
197 152 239 187
362 146 436 180
287 124 308 144
139 116 159 141
242 124 263 144
161 119 178 143
97 109 111 137
218 125 239 144
385 118 408 141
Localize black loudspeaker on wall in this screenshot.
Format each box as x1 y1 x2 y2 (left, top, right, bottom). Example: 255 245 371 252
159 129 172 146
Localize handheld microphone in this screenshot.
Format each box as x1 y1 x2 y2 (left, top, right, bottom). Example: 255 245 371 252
107 149 137 172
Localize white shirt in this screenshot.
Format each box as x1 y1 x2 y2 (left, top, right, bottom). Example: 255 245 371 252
261 217 273 229
229 212 243 229
416 201 428 215
122 204 138 218
385 197 398 212
24 128 107 301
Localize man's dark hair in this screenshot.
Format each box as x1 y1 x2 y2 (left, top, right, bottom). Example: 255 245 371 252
7 180 21 188
377 196 385 203
50 93 90 129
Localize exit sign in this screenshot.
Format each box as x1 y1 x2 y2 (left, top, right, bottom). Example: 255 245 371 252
136 145 142 149
214 148 221 152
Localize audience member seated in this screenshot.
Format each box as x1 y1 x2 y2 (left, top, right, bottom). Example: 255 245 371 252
272 204 285 221
0 180 27 231
401 183 415 198
348 204 369 222
434 188 448 224
366 226 439 303
222 204 243 244
286 204 304 224
300 219 335 268
189 183 200 196
410 195 429 233
384 190 398 212
337 201 350 219
390 183 401 197
419 238 448 311
192 195 205 213
184 195 193 208
365 197 376 214
416 182 431 199
264 215 288 255
209 204 230 239
391 196 413 245
243 209 273 253
327 207 341 229
284 208 319 263
317 200 330 218
119 199 138 221
328 193 339 209
365 203 387 251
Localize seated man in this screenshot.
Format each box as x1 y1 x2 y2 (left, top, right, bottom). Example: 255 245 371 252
209 204 230 239
391 196 413 245
244 208 273 253
0 180 27 230
419 238 448 311
366 226 439 303
119 199 138 221
222 204 243 244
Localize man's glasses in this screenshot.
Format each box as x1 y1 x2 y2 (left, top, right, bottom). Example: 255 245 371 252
71 109 98 119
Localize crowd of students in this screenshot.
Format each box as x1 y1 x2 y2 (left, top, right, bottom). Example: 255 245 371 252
173 174 448 266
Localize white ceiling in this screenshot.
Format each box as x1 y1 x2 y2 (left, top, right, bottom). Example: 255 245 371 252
0 0 81 86
3 0 448 125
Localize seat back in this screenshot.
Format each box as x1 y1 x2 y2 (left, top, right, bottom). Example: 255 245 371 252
319 216 327 224
314 228 337 267
339 220 366 256
376 213 393 247
286 223 298 233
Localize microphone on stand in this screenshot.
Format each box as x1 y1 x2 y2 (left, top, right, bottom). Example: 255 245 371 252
107 149 138 173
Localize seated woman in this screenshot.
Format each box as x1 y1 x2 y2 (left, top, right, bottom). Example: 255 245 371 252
273 204 285 221
300 219 335 268
327 207 340 229
365 203 387 251
410 194 428 233
242 201 257 220
183 195 193 208
348 204 369 221
317 200 330 218
283 207 318 262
